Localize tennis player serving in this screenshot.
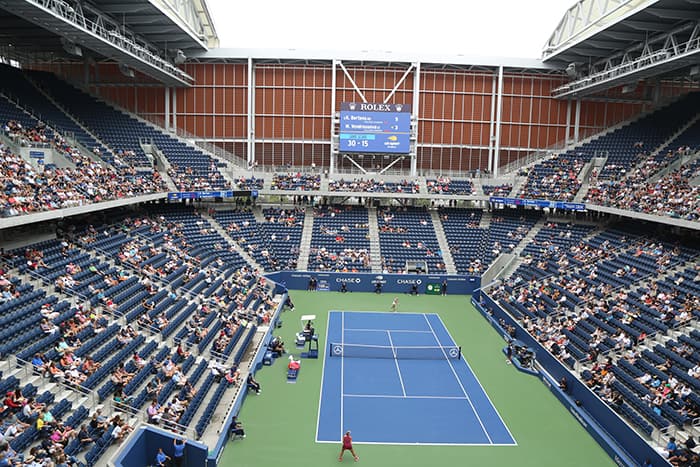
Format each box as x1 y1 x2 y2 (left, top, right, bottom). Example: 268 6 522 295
390 297 399 312
339 430 359 462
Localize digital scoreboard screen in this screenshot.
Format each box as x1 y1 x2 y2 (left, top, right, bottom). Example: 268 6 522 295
339 102 411 154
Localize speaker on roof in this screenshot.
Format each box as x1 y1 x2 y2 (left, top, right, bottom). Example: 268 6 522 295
61 38 82 57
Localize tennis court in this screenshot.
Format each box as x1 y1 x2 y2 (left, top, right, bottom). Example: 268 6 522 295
316 311 516 445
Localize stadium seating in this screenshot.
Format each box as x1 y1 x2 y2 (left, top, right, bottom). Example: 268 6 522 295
378 207 444 273
28 70 231 190
309 206 371 272
518 92 700 202
426 178 474 195
213 207 304 270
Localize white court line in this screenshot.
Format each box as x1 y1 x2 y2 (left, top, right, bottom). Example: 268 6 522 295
430 313 518 446
314 312 333 443
315 439 516 447
423 313 493 444
386 330 406 397
344 394 468 400
344 328 434 333
340 311 345 438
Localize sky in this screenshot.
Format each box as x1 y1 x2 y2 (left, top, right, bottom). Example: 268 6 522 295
205 0 574 59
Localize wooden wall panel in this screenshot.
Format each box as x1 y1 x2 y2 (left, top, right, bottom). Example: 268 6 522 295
28 61 691 171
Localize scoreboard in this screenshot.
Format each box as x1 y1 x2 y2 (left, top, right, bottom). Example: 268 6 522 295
339 102 411 154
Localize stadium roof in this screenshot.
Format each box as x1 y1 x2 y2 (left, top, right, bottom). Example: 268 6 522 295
90 0 218 51
543 0 700 64
189 48 563 73
0 0 218 86
543 0 700 97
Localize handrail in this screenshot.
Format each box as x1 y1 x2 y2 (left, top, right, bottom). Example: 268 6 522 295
109 401 197 438
15 354 99 409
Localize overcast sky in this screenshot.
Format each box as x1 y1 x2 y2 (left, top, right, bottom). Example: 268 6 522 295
206 0 574 59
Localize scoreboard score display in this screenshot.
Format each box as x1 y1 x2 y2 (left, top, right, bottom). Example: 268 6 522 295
339 102 411 154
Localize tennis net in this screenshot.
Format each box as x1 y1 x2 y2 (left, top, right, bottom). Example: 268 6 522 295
329 342 461 360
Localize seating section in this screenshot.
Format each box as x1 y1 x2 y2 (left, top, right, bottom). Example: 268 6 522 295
518 92 700 202
309 206 370 272
329 178 420 193
0 205 281 466
378 207 444 273
482 184 512 196
28 70 231 191
214 207 304 270
440 209 540 274
0 65 116 163
490 225 700 435
426 178 475 195
233 177 265 190
515 222 596 280
271 173 320 190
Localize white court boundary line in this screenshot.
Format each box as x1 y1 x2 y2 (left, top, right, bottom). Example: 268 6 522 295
386 331 407 396
427 312 518 446
423 313 493 444
344 394 468 400
315 310 517 446
344 328 434 333
314 311 334 443
340 311 345 439
315 440 516 446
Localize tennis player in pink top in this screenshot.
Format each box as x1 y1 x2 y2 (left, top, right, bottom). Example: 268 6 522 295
339 430 359 462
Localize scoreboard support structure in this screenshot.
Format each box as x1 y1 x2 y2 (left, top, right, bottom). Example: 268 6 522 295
330 61 420 177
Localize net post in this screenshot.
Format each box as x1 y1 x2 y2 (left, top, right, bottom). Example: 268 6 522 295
458 346 462 360
329 342 332 357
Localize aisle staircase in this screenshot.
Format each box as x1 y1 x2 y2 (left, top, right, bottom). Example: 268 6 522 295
368 207 382 273
430 210 457 275
296 206 315 270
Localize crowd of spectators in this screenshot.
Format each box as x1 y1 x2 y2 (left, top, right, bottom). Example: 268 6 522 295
309 247 370 272
489 237 682 364
167 163 231 192
426 177 474 195
585 147 699 221
271 173 320 191
0 141 166 218
482 184 513 196
234 177 264 190
517 155 584 201
329 178 420 193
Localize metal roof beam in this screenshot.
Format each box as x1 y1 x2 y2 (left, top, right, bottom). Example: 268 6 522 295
553 20 700 98
598 29 646 41
95 3 151 14
542 0 654 61
624 19 673 31
0 0 193 86
645 7 699 19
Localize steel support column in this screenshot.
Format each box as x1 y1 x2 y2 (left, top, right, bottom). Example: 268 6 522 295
410 62 420 177
574 98 581 143
172 88 177 130
493 66 504 177
247 57 255 168
487 71 497 173
330 59 338 175
164 87 170 131
565 99 572 146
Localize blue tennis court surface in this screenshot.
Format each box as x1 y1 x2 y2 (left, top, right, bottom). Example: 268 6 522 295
316 311 516 446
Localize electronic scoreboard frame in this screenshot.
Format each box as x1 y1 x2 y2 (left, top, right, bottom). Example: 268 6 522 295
339 102 411 154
